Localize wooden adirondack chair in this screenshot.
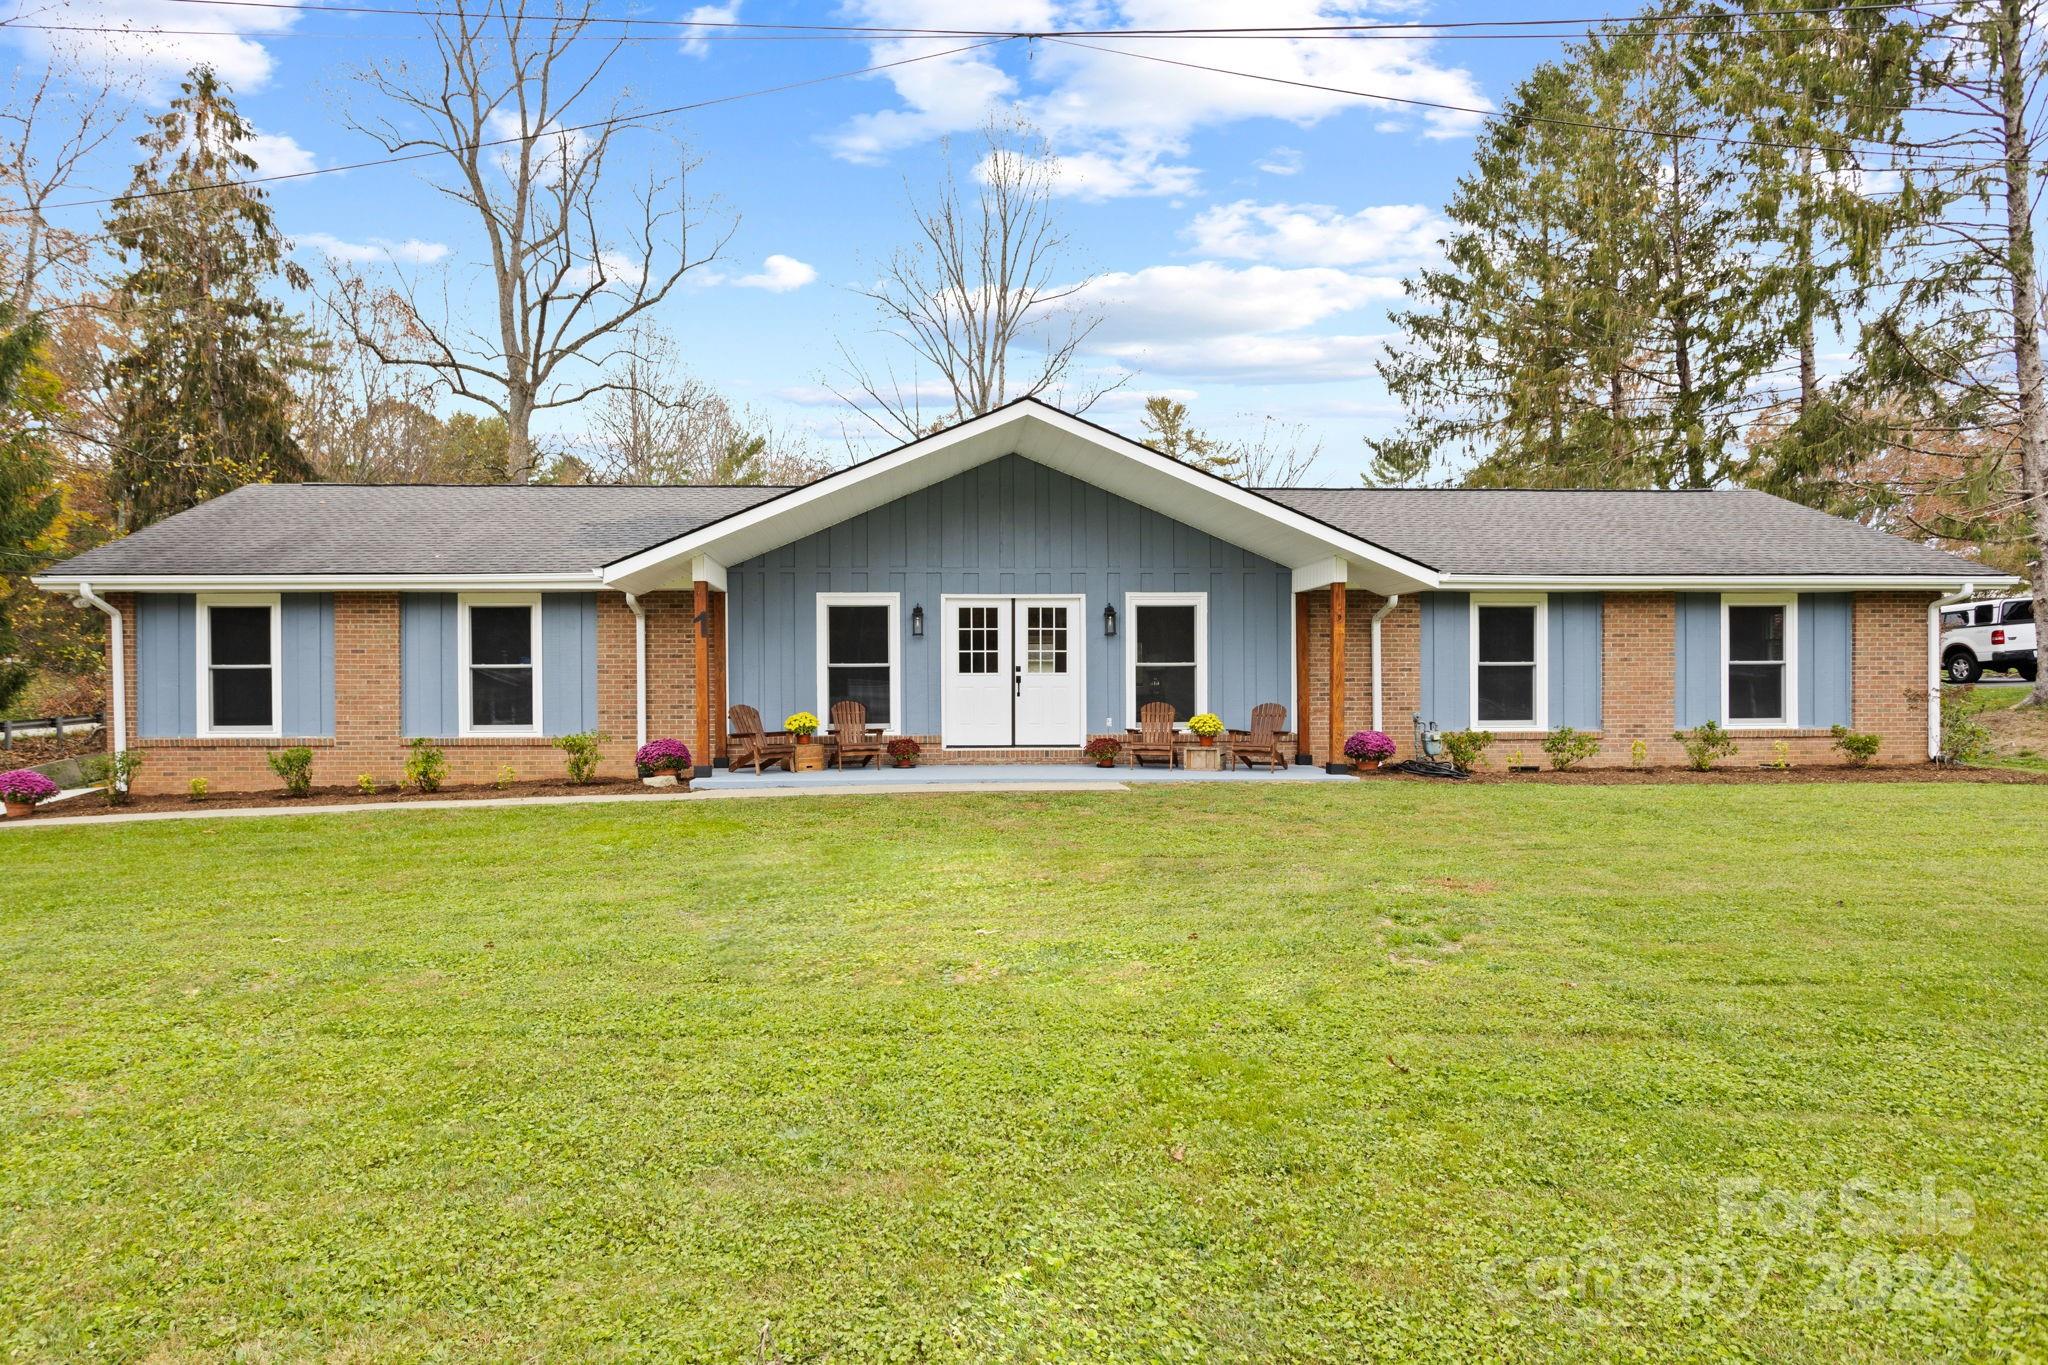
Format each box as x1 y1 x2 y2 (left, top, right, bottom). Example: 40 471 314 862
1127 701 1178 768
1227 702 1290 772
829 699 885 769
726 704 794 774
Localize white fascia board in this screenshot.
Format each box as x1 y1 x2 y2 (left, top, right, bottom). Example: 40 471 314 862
1292 558 1349 592
600 399 1441 595
1436 573 2018 592
31 572 607 593
689 556 727 592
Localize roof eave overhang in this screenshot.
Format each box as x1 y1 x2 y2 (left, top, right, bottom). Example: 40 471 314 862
31 571 606 593
1436 572 2018 591
600 400 1441 596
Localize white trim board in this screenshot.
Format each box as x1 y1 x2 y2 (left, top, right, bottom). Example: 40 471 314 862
814 592 903 736
1469 592 1548 731
457 592 544 739
1123 591 1209 730
1720 591 1799 729
195 592 283 739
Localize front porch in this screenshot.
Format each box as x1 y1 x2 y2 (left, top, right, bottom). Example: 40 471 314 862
694 759 1354 792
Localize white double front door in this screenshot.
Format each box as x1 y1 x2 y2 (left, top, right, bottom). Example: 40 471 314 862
940 596 1084 747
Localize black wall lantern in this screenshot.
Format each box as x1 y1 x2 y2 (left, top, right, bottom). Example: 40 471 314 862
1103 603 1117 637
911 603 925 638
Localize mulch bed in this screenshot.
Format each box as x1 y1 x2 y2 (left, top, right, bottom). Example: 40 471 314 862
12 777 682 820
0 733 108 767
1368 763 2048 785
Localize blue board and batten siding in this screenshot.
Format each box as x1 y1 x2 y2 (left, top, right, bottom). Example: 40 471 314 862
1673 591 1852 728
1418 592 1603 733
399 592 599 737
725 453 1293 734
135 592 334 737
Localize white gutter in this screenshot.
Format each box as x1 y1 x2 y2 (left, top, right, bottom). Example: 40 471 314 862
1929 581 1975 760
72 583 128 787
1370 593 1401 733
1438 574 2015 592
32 572 603 593
623 591 647 750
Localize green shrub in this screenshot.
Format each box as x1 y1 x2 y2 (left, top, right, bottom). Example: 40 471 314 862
1830 725 1881 766
266 746 314 797
494 764 517 790
1629 738 1648 768
1541 726 1600 770
1439 729 1494 773
554 731 605 784
1673 721 1738 771
1935 687 1993 765
1768 739 1792 770
83 749 142 805
187 776 209 801
356 773 380 795
404 738 446 793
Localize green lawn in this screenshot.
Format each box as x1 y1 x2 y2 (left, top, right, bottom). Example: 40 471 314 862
5 786 2046 1361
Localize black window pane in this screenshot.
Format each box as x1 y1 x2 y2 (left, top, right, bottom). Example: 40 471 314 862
210 606 271 666
212 668 272 727
1727 605 1784 662
1477 605 1536 663
2003 600 2034 624
1136 605 1196 663
471 665 533 726
1728 663 1784 721
827 665 890 724
1976 604 1996 625
471 606 532 666
1476 663 1534 723
828 605 890 664
1134 663 1195 719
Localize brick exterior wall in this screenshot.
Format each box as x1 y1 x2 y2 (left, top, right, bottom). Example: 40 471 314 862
104 586 1937 791
114 589 719 795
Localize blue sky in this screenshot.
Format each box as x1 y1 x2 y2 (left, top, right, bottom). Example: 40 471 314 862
7 1 1579 480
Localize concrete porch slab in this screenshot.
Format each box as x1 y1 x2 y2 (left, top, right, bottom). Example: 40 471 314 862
696 761 1352 791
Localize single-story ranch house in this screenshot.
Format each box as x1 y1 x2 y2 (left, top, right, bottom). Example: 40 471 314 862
33 399 2014 792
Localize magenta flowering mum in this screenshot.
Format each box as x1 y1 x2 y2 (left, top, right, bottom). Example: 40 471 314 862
1344 730 1396 762
635 738 691 774
0 769 61 805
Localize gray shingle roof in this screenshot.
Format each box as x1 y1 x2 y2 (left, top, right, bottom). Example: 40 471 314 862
43 483 791 577
40 479 1997 581
1259 486 1994 578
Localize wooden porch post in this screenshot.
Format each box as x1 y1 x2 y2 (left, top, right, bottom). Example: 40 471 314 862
1326 580 1348 773
710 589 727 765
693 578 712 777
1294 591 1311 765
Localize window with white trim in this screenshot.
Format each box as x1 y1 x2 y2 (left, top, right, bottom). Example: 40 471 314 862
816 593 899 730
198 594 281 737
1723 594 1795 726
459 593 541 735
1470 593 1546 728
1126 593 1206 723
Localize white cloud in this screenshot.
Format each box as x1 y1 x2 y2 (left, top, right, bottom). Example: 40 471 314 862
998 148 1199 201
1257 146 1304 176
1095 333 1390 383
824 2 1492 196
293 232 449 265
1184 200 1446 268
1077 262 1401 341
680 3 739 59
244 132 319 180
6 0 292 90
734 254 819 292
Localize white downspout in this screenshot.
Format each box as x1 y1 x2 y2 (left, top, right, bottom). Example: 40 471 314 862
1928 581 1974 760
73 582 128 789
1371 594 1401 734
623 591 647 750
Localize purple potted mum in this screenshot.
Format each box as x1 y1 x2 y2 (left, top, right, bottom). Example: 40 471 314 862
635 738 692 788
1343 730 1396 772
1 769 62 818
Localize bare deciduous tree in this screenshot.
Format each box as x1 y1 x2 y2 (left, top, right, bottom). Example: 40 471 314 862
343 0 727 482
833 115 1119 444
1 57 134 313
1137 395 1322 487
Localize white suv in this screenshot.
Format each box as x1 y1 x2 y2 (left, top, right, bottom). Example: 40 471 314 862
1940 595 2039 684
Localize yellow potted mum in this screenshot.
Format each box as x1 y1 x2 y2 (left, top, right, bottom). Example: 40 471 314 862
1188 712 1225 748
785 712 821 744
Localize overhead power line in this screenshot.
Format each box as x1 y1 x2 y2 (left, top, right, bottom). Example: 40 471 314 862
42 35 1019 209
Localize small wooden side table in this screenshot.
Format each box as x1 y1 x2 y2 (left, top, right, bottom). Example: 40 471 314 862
1182 745 1222 772
791 741 826 772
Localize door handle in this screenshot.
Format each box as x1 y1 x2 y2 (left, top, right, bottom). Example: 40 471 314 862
1013 664 1022 698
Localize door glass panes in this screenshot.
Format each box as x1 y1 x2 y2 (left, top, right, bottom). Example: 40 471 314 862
1025 606 1068 674
958 605 999 675
826 604 892 724
1133 604 1197 718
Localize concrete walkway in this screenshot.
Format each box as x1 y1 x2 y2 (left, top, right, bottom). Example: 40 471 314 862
0 778 1137 830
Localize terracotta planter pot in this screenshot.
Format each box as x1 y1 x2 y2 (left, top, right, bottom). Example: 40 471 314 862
795 733 813 745
1354 758 1382 773
892 759 914 769
1198 734 1216 747
1095 758 1116 768
5 799 35 819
